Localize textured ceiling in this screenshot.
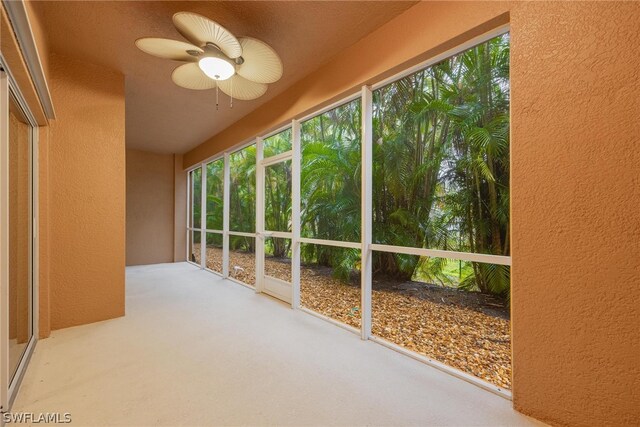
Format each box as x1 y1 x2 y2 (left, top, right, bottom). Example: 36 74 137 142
31 1 417 153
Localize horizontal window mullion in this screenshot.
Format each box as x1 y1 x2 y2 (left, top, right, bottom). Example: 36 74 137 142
228 231 256 238
262 231 292 239
298 237 360 249
369 244 511 266
260 150 293 166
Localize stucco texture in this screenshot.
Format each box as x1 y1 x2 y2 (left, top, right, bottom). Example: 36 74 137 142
509 3 640 426
48 53 126 330
183 2 640 426
126 149 175 266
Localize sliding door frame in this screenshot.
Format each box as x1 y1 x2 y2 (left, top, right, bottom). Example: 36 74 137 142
0 57 40 412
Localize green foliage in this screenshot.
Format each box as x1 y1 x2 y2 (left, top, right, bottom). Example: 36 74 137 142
206 159 224 230
206 232 223 248
301 244 360 283
229 145 256 236
191 168 202 228
371 34 511 297
301 101 361 243
264 128 292 155
222 34 511 298
264 130 293 257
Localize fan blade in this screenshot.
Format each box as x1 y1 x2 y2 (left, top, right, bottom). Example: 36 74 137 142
171 63 218 90
236 37 283 84
135 38 202 61
217 75 267 100
173 12 242 59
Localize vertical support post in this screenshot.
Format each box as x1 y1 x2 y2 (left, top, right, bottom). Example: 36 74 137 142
222 152 230 278
291 119 301 309
0 71 9 412
186 171 191 261
255 137 264 293
200 163 206 269
360 85 373 340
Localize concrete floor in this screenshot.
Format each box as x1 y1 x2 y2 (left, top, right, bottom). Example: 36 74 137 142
13 263 541 426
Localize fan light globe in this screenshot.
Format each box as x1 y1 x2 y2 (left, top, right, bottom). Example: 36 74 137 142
198 57 235 81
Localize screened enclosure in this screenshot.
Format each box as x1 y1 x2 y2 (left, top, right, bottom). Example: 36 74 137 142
186 32 511 394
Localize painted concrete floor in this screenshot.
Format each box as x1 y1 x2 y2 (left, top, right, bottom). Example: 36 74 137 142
13 262 542 426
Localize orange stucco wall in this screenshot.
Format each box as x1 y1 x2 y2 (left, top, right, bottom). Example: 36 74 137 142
183 2 640 425
126 149 175 266
509 3 639 426
126 149 187 265
47 52 126 329
5 2 126 333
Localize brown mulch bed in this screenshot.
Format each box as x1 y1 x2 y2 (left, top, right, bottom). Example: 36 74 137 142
193 246 511 389
193 246 258 285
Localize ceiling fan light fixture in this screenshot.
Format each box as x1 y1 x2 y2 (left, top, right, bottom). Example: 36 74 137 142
137 12 283 100
198 57 235 81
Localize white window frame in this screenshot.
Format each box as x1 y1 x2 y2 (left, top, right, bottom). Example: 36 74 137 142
185 166 203 269
201 157 225 277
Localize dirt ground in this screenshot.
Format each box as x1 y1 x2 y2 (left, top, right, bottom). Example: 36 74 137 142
193 246 511 389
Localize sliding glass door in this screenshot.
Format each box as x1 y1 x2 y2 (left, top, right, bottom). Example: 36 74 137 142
1 70 38 411
7 91 33 383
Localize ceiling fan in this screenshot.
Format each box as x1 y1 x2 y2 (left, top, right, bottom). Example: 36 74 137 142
135 12 283 106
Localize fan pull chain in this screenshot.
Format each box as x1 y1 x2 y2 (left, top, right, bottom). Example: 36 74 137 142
215 85 219 110
230 78 233 109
